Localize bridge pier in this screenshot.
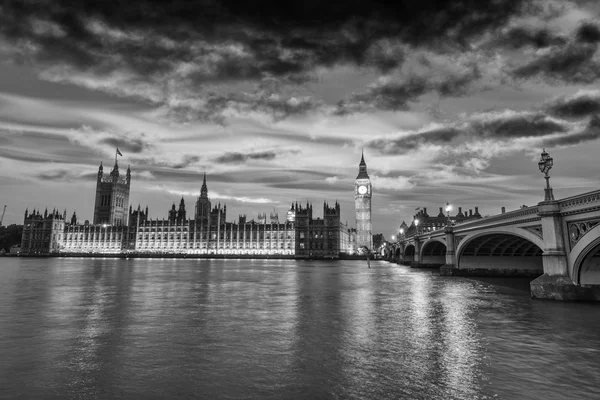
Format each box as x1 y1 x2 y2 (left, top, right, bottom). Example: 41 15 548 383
531 201 599 300
440 226 456 276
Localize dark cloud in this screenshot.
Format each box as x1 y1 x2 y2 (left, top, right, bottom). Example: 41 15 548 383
35 169 96 182
334 77 429 115
436 63 482 97
542 115 600 147
215 151 275 164
165 91 322 124
129 154 201 169
511 43 600 83
1 0 527 75
473 112 567 138
98 136 153 153
213 149 300 164
495 27 567 49
171 155 201 169
213 150 299 164
576 22 600 44
335 63 481 115
545 91 600 118
368 127 462 155
367 111 568 155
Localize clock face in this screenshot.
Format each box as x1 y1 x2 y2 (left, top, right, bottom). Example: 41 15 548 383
358 185 367 194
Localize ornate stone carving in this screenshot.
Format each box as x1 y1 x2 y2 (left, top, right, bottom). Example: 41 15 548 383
559 191 600 212
567 219 600 246
521 225 543 239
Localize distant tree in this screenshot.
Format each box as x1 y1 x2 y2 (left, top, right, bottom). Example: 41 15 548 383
0 224 23 252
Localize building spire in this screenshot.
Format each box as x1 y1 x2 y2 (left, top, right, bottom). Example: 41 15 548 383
200 172 208 198
356 150 369 179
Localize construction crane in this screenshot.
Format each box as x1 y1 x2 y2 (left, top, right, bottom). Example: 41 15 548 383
0 205 6 226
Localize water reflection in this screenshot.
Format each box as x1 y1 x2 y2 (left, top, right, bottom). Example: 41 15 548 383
1 258 600 400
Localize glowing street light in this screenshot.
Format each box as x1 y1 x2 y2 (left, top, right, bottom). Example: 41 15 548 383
538 148 554 201
414 219 420 235
391 235 396 241
399 228 404 239
445 202 452 226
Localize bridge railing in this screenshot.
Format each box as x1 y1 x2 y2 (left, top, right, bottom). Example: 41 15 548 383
558 189 600 211
451 206 539 231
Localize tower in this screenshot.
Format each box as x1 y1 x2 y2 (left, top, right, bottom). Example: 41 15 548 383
355 151 372 252
195 173 211 223
93 160 131 226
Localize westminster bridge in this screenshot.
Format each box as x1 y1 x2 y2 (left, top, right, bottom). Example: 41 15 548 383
384 188 600 301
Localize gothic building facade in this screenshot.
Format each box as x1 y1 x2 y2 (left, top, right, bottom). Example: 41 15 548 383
93 160 131 226
21 161 356 258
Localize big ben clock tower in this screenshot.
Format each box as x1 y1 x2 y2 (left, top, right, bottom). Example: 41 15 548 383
355 151 372 252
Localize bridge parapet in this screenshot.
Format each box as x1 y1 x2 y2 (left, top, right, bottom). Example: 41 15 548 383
558 189 600 215
452 206 539 231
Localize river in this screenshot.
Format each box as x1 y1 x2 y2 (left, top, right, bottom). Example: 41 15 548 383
1 258 599 399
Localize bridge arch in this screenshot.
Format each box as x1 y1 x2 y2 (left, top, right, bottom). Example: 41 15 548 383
420 238 446 267
404 244 415 263
456 229 544 275
571 225 600 284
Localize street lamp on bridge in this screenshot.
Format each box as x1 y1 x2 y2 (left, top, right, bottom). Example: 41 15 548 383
399 228 404 240
445 202 452 227
414 219 420 235
538 149 554 201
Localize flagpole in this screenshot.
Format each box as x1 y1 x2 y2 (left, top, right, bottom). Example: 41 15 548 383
115 148 118 165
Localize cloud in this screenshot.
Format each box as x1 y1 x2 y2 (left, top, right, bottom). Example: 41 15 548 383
98 136 153 154
496 26 567 49
163 188 278 204
34 169 96 182
544 90 600 117
470 110 568 138
368 125 462 155
366 107 583 161
129 154 201 170
211 192 280 204
334 56 484 115
576 22 600 44
370 175 416 191
213 148 300 164
511 43 600 83
541 114 600 147
334 76 429 115
0 0 532 123
0 0 527 74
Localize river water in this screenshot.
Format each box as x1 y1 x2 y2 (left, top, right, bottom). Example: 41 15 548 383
0 258 599 399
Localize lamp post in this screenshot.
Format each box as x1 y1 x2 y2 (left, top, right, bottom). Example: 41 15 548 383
445 202 452 227
414 219 420 236
399 228 404 240
538 149 554 201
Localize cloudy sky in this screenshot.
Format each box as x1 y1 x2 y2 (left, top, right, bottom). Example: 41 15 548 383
1 0 600 237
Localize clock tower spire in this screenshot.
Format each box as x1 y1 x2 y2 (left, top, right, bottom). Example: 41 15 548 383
355 151 372 253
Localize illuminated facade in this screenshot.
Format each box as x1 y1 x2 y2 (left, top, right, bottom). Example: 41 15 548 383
21 164 357 258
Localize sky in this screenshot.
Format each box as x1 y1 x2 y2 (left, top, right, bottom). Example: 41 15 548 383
1 0 600 238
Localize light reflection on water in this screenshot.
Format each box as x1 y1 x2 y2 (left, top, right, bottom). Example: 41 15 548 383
1 258 599 399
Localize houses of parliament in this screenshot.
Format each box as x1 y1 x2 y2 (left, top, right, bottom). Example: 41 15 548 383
20 153 375 258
